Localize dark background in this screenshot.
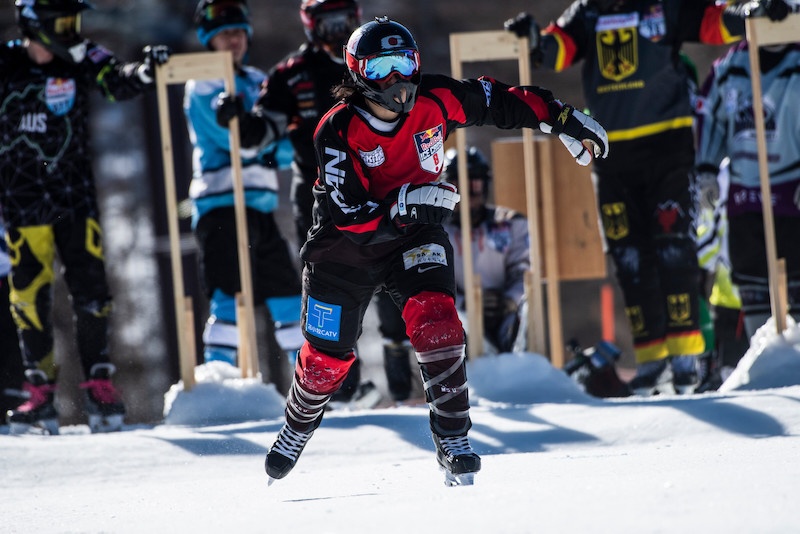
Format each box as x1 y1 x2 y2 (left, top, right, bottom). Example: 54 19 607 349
0 1 732 423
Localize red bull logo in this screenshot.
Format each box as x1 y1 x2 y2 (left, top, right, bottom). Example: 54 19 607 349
414 124 444 174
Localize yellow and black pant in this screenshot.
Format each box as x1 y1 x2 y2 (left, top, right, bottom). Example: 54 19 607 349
5 217 112 381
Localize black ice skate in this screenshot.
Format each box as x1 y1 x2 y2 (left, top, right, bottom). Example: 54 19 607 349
628 359 674 396
433 434 481 486
80 363 125 433
265 424 314 484
7 370 59 435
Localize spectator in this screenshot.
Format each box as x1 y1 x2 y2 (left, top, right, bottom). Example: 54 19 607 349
1 0 170 434
441 146 529 354
185 0 303 393
503 0 789 396
263 17 607 486
695 33 800 345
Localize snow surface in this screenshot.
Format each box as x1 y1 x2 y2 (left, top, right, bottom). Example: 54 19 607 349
3 318 800 533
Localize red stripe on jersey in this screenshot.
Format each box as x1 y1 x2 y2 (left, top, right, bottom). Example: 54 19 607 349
338 216 382 236
699 5 739 45
507 85 550 122
429 87 467 125
543 23 577 71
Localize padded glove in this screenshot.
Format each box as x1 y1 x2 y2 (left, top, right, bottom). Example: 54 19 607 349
540 101 609 166
138 45 171 84
694 165 720 211
215 93 268 148
390 182 461 225
504 12 541 54
745 0 790 20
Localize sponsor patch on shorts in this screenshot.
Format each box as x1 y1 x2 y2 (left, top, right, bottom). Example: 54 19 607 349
305 296 342 342
403 243 447 270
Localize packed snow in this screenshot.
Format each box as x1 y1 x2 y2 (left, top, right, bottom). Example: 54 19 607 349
2 318 800 533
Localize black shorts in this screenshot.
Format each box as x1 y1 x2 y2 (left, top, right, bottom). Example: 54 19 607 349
301 225 456 353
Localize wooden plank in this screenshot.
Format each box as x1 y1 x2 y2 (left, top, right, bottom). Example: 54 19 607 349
155 51 259 379
491 136 606 281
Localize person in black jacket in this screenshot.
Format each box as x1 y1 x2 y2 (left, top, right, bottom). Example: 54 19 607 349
504 0 789 396
262 17 608 486
1 0 170 434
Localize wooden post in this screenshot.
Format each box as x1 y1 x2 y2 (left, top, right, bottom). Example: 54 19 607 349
155 52 259 381
182 297 196 391
449 30 546 358
744 13 800 334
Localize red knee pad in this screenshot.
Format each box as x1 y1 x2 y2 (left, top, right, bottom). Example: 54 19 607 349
295 342 355 395
402 291 464 353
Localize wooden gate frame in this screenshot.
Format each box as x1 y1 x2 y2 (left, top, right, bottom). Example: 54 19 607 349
745 13 800 334
155 52 259 388
449 30 550 361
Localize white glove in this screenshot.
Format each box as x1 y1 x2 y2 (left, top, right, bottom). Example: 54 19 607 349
694 167 720 210
390 182 461 225
541 102 609 166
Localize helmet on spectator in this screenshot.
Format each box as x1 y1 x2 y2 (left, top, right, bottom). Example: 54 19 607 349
300 0 360 52
194 0 252 48
443 146 492 227
15 0 92 62
344 17 420 114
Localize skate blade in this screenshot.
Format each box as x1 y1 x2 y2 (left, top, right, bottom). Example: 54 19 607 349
9 419 59 436
443 470 476 487
89 414 124 434
267 477 278 487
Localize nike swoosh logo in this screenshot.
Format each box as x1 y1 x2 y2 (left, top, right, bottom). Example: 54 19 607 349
417 265 442 273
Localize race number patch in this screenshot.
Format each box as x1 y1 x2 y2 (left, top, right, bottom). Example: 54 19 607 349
305 296 342 342
413 124 444 174
403 243 447 271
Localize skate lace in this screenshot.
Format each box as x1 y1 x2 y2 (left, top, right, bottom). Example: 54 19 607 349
18 381 57 411
79 378 120 404
439 435 474 458
271 425 312 461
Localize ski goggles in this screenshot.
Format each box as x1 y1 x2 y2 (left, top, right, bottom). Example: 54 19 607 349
314 10 359 41
201 1 249 22
353 49 420 81
52 14 81 38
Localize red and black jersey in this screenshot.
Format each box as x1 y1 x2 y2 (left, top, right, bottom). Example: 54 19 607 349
0 40 151 227
301 73 554 267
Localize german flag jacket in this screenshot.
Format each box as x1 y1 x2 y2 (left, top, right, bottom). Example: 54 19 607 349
540 0 748 172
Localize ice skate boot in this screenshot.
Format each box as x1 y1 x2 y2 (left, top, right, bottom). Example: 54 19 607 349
433 434 481 486
80 363 125 433
265 424 314 483
7 370 59 435
670 355 699 395
628 359 673 396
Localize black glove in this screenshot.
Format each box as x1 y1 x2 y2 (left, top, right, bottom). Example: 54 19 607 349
540 101 609 166
745 0 790 20
215 93 268 148
482 290 518 325
503 12 543 64
390 182 461 226
138 45 171 84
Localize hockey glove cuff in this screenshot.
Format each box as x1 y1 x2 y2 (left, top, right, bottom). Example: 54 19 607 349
390 182 461 225
541 102 609 166
745 0 790 20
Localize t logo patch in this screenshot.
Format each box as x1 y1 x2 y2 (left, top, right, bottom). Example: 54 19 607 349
305 296 342 342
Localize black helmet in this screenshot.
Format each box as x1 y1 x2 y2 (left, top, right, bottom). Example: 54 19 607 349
442 146 492 187
300 0 360 49
194 0 252 48
15 0 92 61
344 17 420 114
